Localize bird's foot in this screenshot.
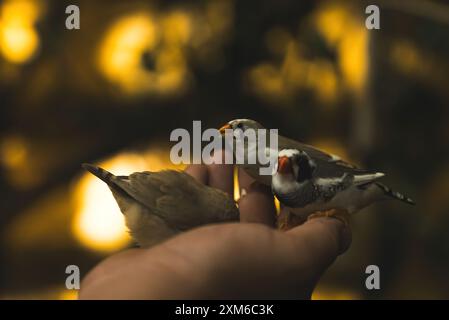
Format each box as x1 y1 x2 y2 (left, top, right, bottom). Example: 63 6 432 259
307 208 351 226
277 210 307 231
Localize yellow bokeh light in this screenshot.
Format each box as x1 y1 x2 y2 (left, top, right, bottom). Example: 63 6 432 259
312 289 359 300
97 3 234 96
162 11 192 45
73 149 183 252
73 154 141 252
0 136 28 169
274 197 281 215
281 41 305 89
338 26 367 92
206 0 234 37
98 11 191 96
248 39 339 104
98 13 159 93
315 3 368 93
248 63 286 100
0 24 38 63
391 41 422 75
155 46 189 94
59 290 78 300
0 135 43 189
304 60 338 104
233 166 240 202
315 5 347 47
0 0 42 64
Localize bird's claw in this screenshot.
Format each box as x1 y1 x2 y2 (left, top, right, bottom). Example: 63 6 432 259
307 208 351 226
277 210 307 231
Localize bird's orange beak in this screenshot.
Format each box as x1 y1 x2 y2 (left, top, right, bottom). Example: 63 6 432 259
219 123 231 135
277 156 293 175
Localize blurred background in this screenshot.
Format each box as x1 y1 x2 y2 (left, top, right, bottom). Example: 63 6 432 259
0 0 448 299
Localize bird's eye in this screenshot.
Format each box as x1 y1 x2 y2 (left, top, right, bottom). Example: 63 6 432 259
236 123 244 130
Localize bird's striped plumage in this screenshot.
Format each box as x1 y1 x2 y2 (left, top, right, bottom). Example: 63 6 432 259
271 148 414 218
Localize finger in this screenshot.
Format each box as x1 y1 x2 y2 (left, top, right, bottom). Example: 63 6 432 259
80 249 143 291
238 168 276 227
287 217 352 270
185 164 208 184
206 149 234 196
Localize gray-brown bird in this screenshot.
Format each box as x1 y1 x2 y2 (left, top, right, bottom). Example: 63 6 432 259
219 119 354 186
82 164 239 247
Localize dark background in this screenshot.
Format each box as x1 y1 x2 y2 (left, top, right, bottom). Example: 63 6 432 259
0 0 448 299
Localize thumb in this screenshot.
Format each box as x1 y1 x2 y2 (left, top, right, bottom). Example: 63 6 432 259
287 217 352 274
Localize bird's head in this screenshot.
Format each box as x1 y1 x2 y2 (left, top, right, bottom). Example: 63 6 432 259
219 119 264 135
276 149 316 182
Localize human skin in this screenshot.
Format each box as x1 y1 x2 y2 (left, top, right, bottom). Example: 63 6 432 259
79 161 351 299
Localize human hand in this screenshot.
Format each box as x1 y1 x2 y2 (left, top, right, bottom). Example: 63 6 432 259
79 160 351 299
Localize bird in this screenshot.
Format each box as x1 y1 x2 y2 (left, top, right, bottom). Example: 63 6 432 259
271 149 415 226
219 119 354 186
82 164 239 247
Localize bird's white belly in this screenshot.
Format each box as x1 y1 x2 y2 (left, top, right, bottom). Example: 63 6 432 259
289 184 378 218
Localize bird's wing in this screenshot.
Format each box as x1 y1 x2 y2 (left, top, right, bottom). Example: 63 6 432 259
280 136 358 169
278 136 383 179
119 170 210 231
313 158 381 180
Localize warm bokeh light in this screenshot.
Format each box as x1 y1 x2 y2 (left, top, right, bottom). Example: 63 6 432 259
0 136 27 169
312 288 359 300
315 4 347 47
98 11 190 96
233 166 240 202
0 135 43 189
72 148 183 252
248 63 285 101
98 13 158 94
59 290 78 300
0 0 42 64
392 41 421 74
73 155 138 252
247 40 339 104
162 11 192 45
274 197 281 215
338 26 367 93
315 3 368 93
97 2 234 96
248 2 369 104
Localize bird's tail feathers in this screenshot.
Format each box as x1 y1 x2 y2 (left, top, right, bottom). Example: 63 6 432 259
82 163 116 185
375 182 415 205
353 172 385 185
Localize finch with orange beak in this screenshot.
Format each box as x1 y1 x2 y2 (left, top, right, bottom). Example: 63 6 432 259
271 149 414 224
